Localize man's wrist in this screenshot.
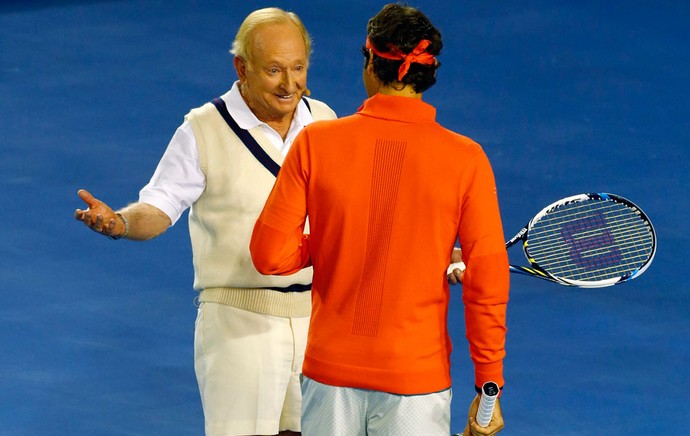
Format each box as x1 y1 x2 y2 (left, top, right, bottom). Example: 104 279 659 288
108 213 129 240
475 384 503 396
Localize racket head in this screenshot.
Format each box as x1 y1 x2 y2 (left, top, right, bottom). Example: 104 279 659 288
520 193 656 287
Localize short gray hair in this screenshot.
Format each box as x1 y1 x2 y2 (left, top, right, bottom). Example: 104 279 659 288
230 8 312 64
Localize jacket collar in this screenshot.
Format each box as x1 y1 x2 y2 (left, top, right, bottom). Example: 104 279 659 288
357 93 436 123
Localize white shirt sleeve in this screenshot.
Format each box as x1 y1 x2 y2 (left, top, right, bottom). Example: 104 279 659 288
138 120 205 226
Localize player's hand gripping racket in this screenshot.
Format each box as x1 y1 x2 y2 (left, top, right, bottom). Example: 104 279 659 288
476 381 500 427
448 193 656 287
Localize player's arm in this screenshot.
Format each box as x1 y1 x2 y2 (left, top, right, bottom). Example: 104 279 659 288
74 120 203 241
74 189 171 240
457 149 510 388
250 130 311 275
250 221 311 275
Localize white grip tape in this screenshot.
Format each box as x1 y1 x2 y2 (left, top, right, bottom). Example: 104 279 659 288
476 381 499 427
446 261 466 275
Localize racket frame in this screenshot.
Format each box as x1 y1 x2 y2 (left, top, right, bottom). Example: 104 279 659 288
507 193 656 287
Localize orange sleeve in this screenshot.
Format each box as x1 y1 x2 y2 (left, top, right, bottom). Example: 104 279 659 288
250 221 311 275
250 131 312 276
458 149 510 388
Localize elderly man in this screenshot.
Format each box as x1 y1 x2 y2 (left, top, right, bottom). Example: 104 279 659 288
74 8 336 436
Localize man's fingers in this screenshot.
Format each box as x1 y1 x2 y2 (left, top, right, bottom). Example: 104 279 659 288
447 270 463 285
94 214 104 231
79 211 102 229
77 189 100 208
451 247 463 264
81 211 93 225
104 217 117 236
447 262 466 285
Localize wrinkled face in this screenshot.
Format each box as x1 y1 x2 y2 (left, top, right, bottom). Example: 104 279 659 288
235 22 308 125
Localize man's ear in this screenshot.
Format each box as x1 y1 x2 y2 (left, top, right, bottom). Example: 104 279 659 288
365 55 375 76
234 56 247 82
365 50 374 71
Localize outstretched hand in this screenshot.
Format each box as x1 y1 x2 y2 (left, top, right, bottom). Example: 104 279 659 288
74 189 125 238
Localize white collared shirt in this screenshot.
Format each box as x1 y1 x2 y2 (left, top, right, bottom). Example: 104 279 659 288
138 81 314 225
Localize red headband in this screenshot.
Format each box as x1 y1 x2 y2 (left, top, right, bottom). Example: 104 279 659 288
365 37 436 81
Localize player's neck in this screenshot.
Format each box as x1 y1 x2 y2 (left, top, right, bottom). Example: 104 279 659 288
378 84 422 99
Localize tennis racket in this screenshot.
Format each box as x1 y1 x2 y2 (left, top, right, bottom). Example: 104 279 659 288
447 193 656 287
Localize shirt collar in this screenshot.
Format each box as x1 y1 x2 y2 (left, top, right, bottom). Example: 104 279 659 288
223 81 313 132
357 93 436 123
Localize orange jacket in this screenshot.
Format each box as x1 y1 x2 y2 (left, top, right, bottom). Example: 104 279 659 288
251 94 509 394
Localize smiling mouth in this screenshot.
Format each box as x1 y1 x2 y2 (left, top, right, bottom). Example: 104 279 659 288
277 93 295 100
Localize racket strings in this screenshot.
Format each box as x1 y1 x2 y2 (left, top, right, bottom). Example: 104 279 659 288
531 216 652 278
526 199 654 282
532 214 650 258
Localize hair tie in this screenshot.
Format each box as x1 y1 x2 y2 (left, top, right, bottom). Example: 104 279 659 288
365 37 436 81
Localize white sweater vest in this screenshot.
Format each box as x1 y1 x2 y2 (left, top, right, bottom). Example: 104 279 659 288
185 97 336 317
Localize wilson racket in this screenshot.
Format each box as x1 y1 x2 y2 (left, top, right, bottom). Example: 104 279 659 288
448 193 656 287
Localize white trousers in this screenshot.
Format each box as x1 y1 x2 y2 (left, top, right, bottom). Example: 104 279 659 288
194 302 309 436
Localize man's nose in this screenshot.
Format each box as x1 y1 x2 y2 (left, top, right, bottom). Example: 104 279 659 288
281 70 297 91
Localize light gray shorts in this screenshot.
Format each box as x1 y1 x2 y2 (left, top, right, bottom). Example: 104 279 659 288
301 375 451 436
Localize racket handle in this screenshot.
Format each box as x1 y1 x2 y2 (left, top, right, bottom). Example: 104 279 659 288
476 381 499 427
446 261 466 275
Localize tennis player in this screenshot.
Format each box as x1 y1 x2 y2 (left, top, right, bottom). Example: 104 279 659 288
250 4 509 435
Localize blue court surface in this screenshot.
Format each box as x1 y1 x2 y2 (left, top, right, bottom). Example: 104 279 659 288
1 1 688 434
